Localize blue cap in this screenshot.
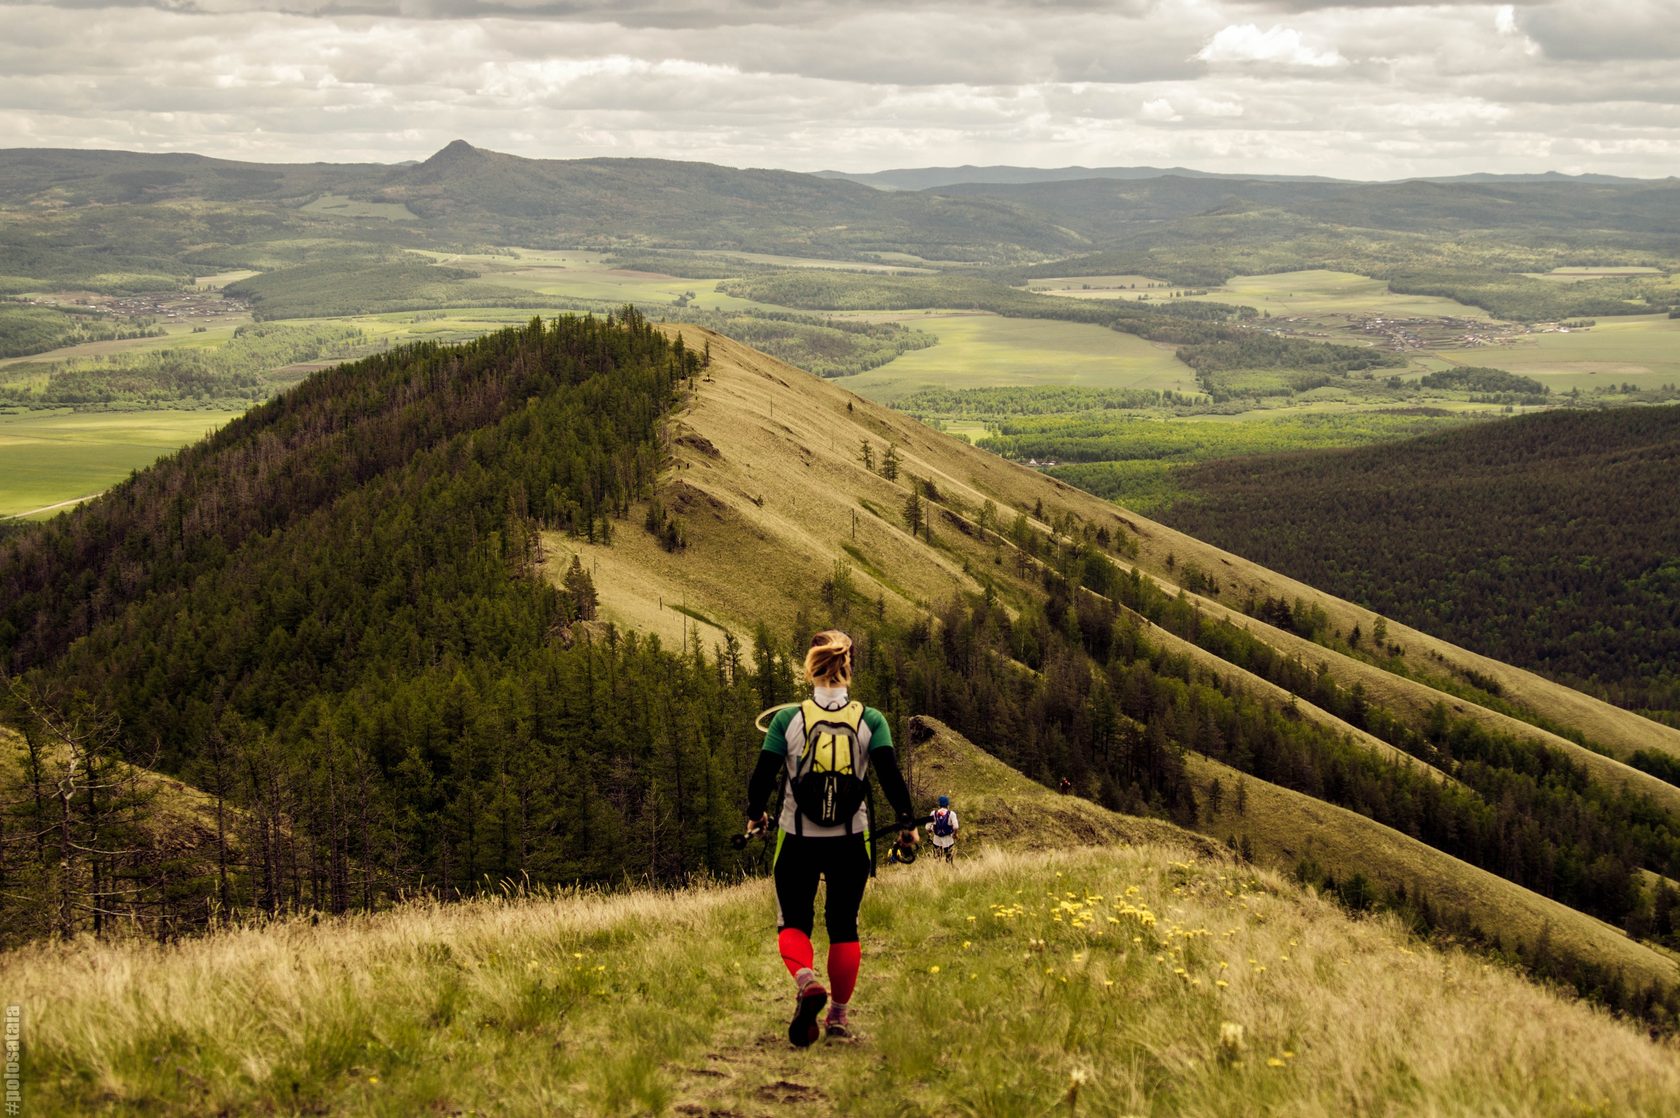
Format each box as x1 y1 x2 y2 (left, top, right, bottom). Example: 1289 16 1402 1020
937 795 950 807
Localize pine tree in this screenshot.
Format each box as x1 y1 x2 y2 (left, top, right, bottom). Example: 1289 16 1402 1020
563 555 599 621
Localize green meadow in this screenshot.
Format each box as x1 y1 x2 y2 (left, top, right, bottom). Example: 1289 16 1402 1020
836 313 1198 404
1522 266 1666 282
1433 314 1680 390
0 409 242 519
1183 270 1496 323
416 248 770 312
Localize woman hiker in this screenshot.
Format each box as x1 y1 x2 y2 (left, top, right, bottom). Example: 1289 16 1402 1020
745 629 918 1046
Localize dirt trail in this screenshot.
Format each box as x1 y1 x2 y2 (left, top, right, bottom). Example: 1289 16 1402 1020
3 492 101 519
670 967 859 1118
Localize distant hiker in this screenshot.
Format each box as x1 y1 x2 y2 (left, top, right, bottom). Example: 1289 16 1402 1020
746 629 918 1046
1059 776 1072 795
926 795 959 861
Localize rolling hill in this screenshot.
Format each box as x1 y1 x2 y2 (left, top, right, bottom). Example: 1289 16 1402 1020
551 323 1680 1010
4 313 1680 1030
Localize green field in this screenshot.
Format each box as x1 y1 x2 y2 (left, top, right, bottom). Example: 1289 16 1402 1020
0 315 255 372
1189 270 1495 323
0 409 241 518
1029 270 1500 323
1522 266 1666 282
1023 273 1175 299
705 249 933 273
1434 314 1680 390
836 313 1198 404
193 270 261 289
415 249 770 312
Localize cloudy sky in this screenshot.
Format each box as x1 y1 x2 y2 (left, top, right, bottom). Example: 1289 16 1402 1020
3 0 1677 179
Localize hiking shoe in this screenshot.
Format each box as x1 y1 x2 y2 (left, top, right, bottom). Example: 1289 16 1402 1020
787 983 828 1048
824 1018 851 1040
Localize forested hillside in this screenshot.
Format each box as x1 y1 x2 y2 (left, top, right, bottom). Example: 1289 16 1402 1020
1162 406 1680 724
0 311 739 939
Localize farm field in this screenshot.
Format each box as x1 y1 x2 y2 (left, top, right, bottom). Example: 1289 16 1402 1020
417 248 770 312
704 249 933 272
1182 270 1496 323
1025 273 1177 299
0 409 242 519
1430 313 1680 390
836 312 1198 403
1522 266 1666 282
1028 270 1500 324
192 270 261 289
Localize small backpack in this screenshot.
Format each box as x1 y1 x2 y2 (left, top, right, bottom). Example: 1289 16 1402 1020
932 808 956 837
788 700 870 830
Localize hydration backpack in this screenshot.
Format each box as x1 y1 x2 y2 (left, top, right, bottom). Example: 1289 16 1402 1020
932 808 956 837
788 700 870 830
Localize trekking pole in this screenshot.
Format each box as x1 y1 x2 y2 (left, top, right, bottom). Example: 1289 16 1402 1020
730 818 770 850
867 814 938 842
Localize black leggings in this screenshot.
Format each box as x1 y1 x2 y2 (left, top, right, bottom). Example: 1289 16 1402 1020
774 833 871 943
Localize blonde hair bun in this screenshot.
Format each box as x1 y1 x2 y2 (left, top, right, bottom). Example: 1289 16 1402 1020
804 629 853 686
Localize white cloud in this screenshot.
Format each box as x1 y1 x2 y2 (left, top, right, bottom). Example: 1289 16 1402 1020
1195 24 1345 68
0 0 1676 178
1140 97 1182 122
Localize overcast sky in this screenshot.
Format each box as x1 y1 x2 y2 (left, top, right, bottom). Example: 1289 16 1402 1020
3 0 1677 179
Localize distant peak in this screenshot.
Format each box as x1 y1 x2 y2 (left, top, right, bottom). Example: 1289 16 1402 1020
427 139 481 163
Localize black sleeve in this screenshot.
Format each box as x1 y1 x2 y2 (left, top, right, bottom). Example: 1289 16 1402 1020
871 748 915 823
746 750 783 819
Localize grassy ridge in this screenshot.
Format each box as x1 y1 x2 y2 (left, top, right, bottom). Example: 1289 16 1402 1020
573 327 1680 1005
9 841 1678 1116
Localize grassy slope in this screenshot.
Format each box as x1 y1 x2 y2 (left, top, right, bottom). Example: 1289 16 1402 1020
1187 753 1677 997
623 325 1680 768
554 326 1680 992
905 715 1216 856
1129 514 1680 773
7 723 1679 1117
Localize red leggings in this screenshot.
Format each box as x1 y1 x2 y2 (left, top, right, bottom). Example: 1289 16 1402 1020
773 833 870 1002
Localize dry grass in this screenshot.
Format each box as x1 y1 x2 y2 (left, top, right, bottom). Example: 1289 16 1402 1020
8 835 1678 1116
1188 754 1679 998
5 720 1676 1114
904 715 1217 856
